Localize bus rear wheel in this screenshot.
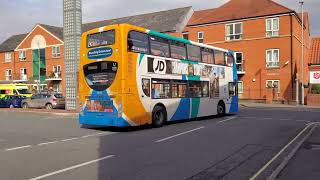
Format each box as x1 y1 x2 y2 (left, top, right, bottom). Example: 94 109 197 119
152 106 167 128
217 101 226 116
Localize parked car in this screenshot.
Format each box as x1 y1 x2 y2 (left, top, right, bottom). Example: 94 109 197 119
0 95 27 108
21 93 65 109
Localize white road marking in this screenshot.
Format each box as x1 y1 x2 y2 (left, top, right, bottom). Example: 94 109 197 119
218 116 237 124
249 123 317 180
2 132 116 152
80 134 97 138
279 118 291 120
156 127 205 143
241 116 311 124
5 145 31 151
27 155 115 180
37 141 58 146
60 137 79 142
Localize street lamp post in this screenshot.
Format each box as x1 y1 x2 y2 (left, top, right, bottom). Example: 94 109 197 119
300 0 305 105
37 41 41 93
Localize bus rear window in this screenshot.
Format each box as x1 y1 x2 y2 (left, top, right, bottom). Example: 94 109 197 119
87 30 115 48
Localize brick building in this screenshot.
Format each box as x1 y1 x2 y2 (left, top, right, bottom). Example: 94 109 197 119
0 24 65 93
0 0 312 103
179 0 310 103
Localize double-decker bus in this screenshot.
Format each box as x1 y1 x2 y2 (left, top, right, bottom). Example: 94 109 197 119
79 24 238 128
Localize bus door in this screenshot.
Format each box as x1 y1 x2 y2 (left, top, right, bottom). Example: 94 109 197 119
228 82 239 113
141 76 151 111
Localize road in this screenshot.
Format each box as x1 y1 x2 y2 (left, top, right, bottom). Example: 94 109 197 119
0 107 319 180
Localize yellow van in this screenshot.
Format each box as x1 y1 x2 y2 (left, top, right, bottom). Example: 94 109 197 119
0 84 32 98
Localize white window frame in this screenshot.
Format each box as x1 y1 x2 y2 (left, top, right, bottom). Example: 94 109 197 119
5 69 12 80
238 81 244 94
53 65 61 73
235 52 244 71
266 49 280 68
5 52 11 63
19 50 26 61
266 18 279 37
266 80 280 93
20 68 27 80
225 22 243 41
197 32 204 43
52 46 61 58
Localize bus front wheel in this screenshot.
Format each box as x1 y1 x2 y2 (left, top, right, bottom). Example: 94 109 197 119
152 105 167 128
217 101 226 116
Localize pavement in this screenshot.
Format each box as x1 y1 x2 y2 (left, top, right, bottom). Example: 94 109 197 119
278 125 320 180
0 107 319 180
0 108 78 115
240 102 320 110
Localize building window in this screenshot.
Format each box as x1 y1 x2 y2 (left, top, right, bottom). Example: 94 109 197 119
238 81 244 94
266 80 280 93
53 65 61 78
235 52 244 72
5 52 11 62
182 32 189 40
19 50 26 61
20 68 27 80
5 69 12 80
52 46 61 58
266 49 280 68
198 32 204 43
226 22 243 41
266 18 279 37
53 65 61 73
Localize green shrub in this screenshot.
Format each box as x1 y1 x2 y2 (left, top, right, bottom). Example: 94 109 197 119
311 84 320 94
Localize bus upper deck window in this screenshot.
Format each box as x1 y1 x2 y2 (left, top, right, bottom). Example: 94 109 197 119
214 51 226 66
127 31 149 53
87 30 115 48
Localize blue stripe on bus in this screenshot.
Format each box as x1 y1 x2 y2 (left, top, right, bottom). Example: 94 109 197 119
229 96 238 113
79 90 131 127
138 53 145 65
170 98 190 121
148 30 191 44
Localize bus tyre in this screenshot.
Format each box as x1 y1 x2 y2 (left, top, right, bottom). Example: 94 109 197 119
22 103 29 109
217 101 226 116
46 103 53 110
152 106 167 128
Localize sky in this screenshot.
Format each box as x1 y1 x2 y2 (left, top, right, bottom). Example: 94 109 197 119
0 0 319 43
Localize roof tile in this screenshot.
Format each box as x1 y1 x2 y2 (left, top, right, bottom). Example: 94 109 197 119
188 0 294 26
309 38 320 65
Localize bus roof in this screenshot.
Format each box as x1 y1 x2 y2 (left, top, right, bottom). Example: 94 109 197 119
85 23 231 53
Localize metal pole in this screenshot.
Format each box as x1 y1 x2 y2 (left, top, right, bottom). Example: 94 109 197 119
38 45 41 93
300 0 304 105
